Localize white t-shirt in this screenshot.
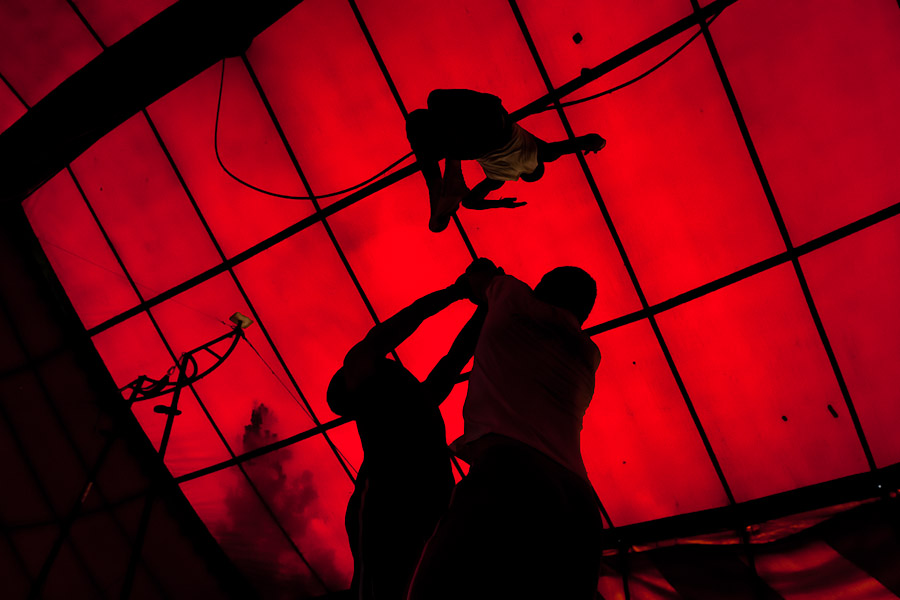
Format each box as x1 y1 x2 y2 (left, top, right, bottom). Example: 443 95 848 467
452 276 601 480
475 124 540 181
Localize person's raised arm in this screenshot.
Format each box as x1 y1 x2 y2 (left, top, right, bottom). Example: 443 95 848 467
422 306 487 405
342 280 468 391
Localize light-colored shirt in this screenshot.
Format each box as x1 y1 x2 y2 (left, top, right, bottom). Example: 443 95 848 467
476 124 540 181
451 276 601 480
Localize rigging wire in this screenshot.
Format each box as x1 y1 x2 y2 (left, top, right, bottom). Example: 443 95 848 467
242 334 316 423
214 11 720 199
214 59 414 201
243 335 359 477
533 11 722 113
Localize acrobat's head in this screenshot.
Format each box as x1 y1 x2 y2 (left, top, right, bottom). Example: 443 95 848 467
519 161 545 183
534 266 596 325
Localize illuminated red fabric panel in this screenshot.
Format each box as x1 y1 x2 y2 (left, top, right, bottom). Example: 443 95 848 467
708 0 900 245
181 468 330 597
147 274 321 451
657 265 870 502
563 34 785 303
23 171 140 329
12 0 900 595
239 439 355 591
69 115 222 294
327 177 476 379
146 61 316 257
233 226 376 421
69 0 176 45
801 215 900 468
518 0 691 83
356 0 547 110
0 0 100 106
585 320 728 525
0 81 26 133
247 0 410 207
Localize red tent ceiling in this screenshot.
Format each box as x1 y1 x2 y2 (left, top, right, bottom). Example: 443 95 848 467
3 0 899 595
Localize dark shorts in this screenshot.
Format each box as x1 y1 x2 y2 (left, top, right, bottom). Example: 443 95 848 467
408 436 604 600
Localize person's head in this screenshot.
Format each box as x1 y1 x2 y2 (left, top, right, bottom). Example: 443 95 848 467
519 161 545 183
326 358 418 418
406 109 438 157
533 266 597 325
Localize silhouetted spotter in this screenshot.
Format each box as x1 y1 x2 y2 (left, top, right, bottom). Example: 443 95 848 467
327 275 485 599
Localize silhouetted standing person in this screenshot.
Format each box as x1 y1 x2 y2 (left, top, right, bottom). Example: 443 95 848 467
408 259 604 600
327 275 485 600
406 89 606 232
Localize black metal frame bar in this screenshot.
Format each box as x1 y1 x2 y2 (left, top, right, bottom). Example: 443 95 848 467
3 0 896 581
687 0 877 471
506 0 736 527
69 160 324 594
39 0 332 567
82 0 738 338
52 63 334 590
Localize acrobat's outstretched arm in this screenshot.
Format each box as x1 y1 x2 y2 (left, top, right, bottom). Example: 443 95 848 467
461 178 526 210
342 282 467 391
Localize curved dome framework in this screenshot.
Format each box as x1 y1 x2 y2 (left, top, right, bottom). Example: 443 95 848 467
2 0 899 597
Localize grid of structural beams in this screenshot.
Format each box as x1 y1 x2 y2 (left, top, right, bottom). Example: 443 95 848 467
6 0 900 595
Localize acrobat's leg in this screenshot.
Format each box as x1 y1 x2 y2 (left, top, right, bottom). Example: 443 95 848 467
537 133 606 163
429 159 469 233
441 159 469 197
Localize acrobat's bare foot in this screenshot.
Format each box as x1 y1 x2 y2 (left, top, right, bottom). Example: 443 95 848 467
579 133 607 154
429 191 463 233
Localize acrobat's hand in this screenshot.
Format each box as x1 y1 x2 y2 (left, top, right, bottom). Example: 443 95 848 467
580 133 607 155
463 197 527 210
493 198 527 209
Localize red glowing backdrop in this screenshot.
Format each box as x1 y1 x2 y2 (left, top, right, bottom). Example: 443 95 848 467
3 0 900 595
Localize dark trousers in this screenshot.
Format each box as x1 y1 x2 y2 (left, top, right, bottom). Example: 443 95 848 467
408 437 604 600
347 470 453 600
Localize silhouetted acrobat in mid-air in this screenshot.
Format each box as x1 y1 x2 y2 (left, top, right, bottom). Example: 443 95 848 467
408 259 604 600
406 88 606 232
326 273 486 600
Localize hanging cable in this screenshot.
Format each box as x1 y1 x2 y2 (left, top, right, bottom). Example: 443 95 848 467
214 60 414 200
532 10 722 114
214 10 720 198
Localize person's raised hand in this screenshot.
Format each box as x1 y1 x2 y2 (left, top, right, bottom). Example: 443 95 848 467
464 258 502 305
